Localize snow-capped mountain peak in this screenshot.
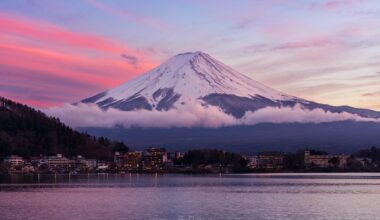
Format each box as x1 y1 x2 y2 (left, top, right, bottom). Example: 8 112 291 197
81 51 380 119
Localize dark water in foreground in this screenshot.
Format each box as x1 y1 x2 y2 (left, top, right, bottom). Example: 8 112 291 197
1 173 380 220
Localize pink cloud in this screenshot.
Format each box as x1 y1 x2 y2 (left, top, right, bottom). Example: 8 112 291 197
0 13 121 53
0 12 157 68
0 44 130 86
0 12 159 107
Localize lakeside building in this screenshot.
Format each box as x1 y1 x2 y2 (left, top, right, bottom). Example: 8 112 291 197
245 156 258 169
40 154 73 172
21 163 35 173
2 154 97 173
4 155 24 167
74 155 97 171
143 148 168 171
114 152 123 168
304 150 349 169
114 151 143 171
97 161 109 171
84 159 97 170
2 147 370 174
174 151 182 160
255 153 284 169
123 151 143 171
3 155 24 172
113 149 177 172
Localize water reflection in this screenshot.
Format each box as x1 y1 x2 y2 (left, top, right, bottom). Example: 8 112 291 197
1 174 380 220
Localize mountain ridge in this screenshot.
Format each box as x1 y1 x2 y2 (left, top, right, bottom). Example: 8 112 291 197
80 121 380 154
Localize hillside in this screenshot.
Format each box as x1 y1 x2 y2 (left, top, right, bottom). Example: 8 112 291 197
0 97 127 160
81 121 380 154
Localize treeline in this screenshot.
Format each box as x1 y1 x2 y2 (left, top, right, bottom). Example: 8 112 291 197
175 147 380 172
356 147 380 164
176 149 248 171
0 97 128 160
272 148 380 171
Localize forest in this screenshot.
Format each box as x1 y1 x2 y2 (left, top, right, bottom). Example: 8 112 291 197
0 97 128 160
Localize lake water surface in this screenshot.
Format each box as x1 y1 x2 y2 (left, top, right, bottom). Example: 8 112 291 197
1 173 380 220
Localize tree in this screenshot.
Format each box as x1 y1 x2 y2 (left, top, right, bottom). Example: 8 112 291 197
328 157 340 167
112 142 129 153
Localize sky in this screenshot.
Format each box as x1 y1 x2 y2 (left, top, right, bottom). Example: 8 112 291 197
0 0 379 110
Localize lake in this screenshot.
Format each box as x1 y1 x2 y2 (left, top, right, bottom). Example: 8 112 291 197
1 173 380 220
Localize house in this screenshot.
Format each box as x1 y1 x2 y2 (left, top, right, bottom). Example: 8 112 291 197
40 154 73 172
304 150 349 169
97 161 109 171
3 155 24 172
114 152 124 168
245 156 258 169
174 151 182 160
4 155 24 167
84 159 97 170
123 151 143 171
74 155 97 171
256 153 284 169
21 163 35 173
143 148 167 171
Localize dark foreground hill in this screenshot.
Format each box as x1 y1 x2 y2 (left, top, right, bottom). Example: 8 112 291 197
0 97 127 160
80 121 380 154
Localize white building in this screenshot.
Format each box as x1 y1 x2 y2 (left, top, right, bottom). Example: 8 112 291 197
74 155 97 170
84 159 97 169
97 161 109 171
40 154 73 171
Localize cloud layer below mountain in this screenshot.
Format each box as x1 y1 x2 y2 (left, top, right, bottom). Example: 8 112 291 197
45 102 380 129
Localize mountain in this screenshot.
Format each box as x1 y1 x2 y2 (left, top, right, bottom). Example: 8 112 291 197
81 51 380 119
0 97 127 159
81 121 380 154
76 51 380 153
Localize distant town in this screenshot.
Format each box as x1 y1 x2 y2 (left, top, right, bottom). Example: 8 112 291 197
1 147 380 174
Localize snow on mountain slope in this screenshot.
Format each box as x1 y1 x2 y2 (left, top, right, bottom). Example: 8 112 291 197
81 51 380 119
105 52 291 100
82 52 298 112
